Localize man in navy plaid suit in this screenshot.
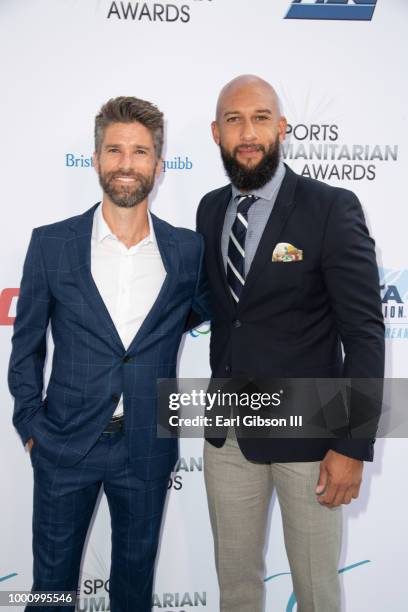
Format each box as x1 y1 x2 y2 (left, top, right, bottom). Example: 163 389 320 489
9 96 209 611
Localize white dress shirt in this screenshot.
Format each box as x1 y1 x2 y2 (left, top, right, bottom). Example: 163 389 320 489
91 204 166 417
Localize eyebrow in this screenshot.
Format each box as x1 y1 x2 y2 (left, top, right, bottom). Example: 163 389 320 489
103 143 151 150
223 109 273 117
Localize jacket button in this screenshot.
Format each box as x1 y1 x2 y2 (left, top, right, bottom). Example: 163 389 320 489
225 365 231 373
122 356 132 363
233 320 242 328
111 394 120 403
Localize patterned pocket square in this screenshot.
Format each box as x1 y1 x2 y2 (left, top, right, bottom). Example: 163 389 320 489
272 243 303 262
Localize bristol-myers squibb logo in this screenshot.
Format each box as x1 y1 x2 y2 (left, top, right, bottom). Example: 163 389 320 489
285 0 377 21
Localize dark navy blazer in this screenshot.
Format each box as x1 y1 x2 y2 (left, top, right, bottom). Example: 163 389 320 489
9 204 209 480
196 166 385 463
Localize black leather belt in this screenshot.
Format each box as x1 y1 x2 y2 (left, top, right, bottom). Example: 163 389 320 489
103 416 124 433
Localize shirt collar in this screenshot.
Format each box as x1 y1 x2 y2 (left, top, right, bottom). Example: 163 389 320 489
92 203 156 247
231 160 286 202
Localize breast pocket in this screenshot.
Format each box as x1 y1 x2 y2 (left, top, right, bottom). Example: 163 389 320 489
266 260 305 294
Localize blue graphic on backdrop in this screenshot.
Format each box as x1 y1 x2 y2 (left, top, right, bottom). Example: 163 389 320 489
190 322 211 338
285 0 377 21
265 560 370 611
0 573 18 582
380 268 408 340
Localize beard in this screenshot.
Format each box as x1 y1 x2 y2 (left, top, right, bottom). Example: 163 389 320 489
220 139 281 191
98 168 156 208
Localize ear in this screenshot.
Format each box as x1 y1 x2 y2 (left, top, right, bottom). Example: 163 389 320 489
278 116 288 144
211 121 220 145
155 158 163 178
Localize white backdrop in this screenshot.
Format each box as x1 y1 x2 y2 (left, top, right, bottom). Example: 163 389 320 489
1 1 407 610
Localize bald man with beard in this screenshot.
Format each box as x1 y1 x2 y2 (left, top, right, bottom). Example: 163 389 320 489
194 75 384 611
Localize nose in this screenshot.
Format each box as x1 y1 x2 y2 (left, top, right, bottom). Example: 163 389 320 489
240 118 257 142
118 150 132 170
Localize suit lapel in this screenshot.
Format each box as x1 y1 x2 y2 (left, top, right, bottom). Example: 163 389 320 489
67 204 125 353
126 213 178 353
238 166 299 311
68 207 179 355
211 186 236 312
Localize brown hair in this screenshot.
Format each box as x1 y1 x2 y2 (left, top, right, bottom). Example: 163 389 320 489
94 96 164 158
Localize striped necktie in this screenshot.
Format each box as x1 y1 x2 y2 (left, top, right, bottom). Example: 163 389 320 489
227 194 259 303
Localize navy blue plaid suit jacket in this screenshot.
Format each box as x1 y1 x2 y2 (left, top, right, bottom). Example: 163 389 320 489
9 204 209 479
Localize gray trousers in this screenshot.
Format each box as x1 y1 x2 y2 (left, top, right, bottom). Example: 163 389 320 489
204 431 342 612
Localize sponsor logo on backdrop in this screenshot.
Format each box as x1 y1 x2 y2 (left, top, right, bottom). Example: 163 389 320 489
380 269 408 340
77 576 207 610
163 156 193 172
285 0 377 21
169 455 203 490
103 0 216 24
0 288 19 326
65 154 193 172
282 123 397 181
189 322 211 338
66 154 93 168
266 560 370 610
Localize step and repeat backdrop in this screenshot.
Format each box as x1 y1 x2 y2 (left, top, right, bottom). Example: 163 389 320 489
1 1 407 610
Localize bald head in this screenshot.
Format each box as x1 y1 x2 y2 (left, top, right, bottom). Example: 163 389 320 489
216 74 282 121
211 74 287 190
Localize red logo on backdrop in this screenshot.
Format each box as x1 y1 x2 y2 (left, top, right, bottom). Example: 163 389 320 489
0 289 19 325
